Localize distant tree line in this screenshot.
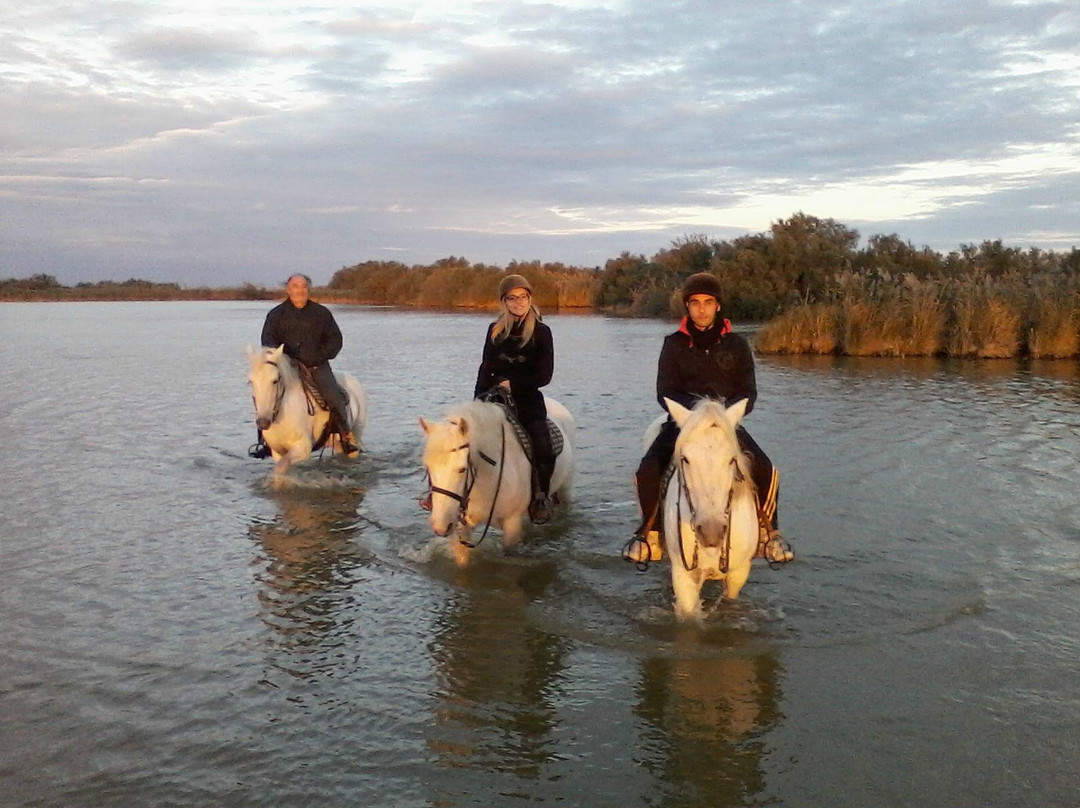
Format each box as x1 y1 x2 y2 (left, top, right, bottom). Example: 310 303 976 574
3 211 1078 357
0 274 275 302
592 212 1080 358
324 257 596 310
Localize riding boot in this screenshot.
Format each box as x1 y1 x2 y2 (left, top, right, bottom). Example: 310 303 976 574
249 429 271 459
338 429 359 455
756 519 794 563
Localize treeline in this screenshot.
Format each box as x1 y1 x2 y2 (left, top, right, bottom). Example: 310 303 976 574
592 213 1080 358
4 212 1078 358
325 257 596 310
0 274 276 302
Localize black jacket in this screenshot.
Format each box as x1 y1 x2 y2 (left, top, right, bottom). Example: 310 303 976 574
656 317 757 414
261 299 343 368
473 319 554 409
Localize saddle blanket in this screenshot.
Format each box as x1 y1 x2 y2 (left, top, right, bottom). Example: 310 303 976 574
491 402 564 464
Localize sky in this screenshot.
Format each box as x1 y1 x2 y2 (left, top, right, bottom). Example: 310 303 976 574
2 0 1079 287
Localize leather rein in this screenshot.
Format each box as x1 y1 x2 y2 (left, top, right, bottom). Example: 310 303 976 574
674 455 744 572
426 423 506 548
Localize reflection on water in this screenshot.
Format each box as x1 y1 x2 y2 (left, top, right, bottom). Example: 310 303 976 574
3 303 1079 808
636 636 782 808
248 482 370 681
425 561 569 786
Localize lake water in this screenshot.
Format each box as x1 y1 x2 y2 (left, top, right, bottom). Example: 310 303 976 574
1 301 1078 808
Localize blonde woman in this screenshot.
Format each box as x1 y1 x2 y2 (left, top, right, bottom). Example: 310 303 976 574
473 274 556 523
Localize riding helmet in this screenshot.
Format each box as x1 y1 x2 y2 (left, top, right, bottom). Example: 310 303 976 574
681 272 723 306
498 273 533 299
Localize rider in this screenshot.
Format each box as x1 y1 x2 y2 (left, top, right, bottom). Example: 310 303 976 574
623 272 793 565
473 274 556 524
249 273 358 458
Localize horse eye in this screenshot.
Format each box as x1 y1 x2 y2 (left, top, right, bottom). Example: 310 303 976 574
457 467 467 474
681 457 690 466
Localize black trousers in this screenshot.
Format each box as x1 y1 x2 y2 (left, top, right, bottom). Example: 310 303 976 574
308 362 352 435
516 394 554 496
633 418 778 535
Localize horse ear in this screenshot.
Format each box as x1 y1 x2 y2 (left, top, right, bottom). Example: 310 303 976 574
724 397 749 427
271 344 285 360
419 417 430 434
665 398 692 428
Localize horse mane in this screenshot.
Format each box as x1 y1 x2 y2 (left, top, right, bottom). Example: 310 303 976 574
446 399 505 438
259 346 299 383
674 400 754 482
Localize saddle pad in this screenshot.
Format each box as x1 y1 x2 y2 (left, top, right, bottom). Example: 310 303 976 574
491 402 564 464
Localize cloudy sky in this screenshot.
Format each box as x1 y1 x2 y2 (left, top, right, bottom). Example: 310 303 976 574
3 0 1078 286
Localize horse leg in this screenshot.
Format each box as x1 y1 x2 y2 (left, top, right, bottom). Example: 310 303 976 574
451 539 471 567
273 440 311 480
500 512 524 548
722 561 752 601
671 564 704 621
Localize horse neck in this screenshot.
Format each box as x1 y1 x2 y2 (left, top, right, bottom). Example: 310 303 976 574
273 354 300 387
457 402 526 485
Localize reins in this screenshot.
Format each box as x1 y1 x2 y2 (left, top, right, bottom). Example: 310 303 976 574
457 423 506 549
425 420 507 549
674 455 743 573
257 359 288 426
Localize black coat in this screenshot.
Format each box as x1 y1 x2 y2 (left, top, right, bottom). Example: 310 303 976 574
261 299 343 368
656 317 757 415
473 319 554 417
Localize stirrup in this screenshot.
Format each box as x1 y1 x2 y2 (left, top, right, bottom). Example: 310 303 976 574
757 527 794 563
339 431 359 455
621 530 662 571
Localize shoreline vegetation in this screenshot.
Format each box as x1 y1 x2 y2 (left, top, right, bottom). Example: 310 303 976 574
4 213 1077 359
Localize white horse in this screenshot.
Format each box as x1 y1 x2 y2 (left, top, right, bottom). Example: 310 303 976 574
246 345 368 477
419 396 575 565
645 397 760 620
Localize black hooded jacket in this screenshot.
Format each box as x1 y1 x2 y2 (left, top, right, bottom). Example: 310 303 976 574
656 316 757 414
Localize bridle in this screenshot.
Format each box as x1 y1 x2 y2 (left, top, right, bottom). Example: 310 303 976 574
426 422 506 548
674 453 744 572
252 359 287 427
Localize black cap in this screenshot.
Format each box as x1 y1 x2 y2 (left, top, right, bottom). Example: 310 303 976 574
681 272 722 305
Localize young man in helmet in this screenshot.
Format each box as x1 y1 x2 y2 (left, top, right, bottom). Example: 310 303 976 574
623 272 793 566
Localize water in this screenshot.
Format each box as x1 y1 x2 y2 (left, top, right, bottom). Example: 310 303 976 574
1 302 1078 807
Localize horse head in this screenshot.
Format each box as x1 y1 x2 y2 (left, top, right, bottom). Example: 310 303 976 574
419 414 472 537
665 397 750 548
248 344 287 430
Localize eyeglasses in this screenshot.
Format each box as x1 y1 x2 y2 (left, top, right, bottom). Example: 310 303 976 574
504 293 530 303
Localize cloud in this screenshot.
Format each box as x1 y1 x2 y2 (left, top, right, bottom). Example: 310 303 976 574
1 0 1078 285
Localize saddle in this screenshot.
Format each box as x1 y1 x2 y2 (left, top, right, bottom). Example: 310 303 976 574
296 363 351 451
295 363 350 413
478 386 564 466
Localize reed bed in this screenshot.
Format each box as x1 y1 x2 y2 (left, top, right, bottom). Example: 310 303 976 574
757 273 1078 359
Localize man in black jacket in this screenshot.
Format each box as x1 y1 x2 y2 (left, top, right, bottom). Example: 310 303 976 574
624 272 792 565
250 273 357 457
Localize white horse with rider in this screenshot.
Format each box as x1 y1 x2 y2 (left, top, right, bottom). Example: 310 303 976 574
247 344 368 478
419 395 575 565
647 397 761 620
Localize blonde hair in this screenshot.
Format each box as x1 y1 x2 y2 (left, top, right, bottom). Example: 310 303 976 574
490 300 542 345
